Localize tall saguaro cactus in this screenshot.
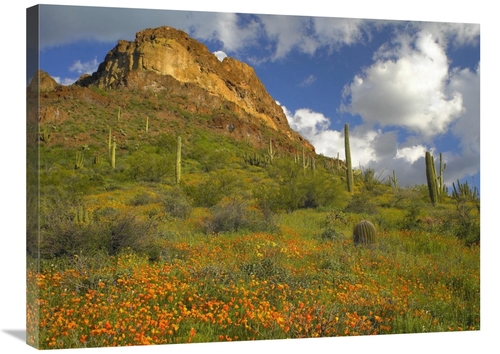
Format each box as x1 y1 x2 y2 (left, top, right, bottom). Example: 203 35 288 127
108 126 112 155
111 138 116 169
439 153 446 195
75 151 84 170
302 147 310 174
389 170 398 189
344 123 354 193
176 136 182 184
267 138 276 163
425 151 439 206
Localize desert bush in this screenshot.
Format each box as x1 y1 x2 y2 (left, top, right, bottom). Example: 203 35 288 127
99 210 161 257
161 186 193 219
128 191 158 206
361 167 384 191
126 147 173 182
319 209 347 241
37 198 163 260
183 172 244 207
448 180 480 245
201 196 270 235
264 160 348 212
344 193 377 215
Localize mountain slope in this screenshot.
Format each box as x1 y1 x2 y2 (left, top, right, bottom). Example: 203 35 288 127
67 26 313 153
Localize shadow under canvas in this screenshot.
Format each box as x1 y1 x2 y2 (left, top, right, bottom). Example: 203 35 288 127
3 329 26 342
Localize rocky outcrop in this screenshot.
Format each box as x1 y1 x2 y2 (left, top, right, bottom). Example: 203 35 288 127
76 26 312 151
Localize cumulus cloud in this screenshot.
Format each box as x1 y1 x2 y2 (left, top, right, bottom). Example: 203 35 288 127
280 104 381 168
69 57 99 75
341 30 464 139
395 145 428 164
447 63 480 156
337 25 479 186
255 15 370 61
418 22 480 48
190 12 262 53
444 63 480 181
213 50 228 61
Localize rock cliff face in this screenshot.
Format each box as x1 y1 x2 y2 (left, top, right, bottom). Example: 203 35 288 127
76 26 312 151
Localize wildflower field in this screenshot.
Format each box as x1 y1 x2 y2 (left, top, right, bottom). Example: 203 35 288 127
27 206 479 349
27 81 480 350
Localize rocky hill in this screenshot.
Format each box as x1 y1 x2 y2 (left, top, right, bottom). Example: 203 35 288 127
53 26 314 153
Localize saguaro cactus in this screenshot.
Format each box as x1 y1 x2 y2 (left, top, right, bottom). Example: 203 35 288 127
353 220 376 245
267 139 276 163
425 151 439 206
93 153 102 166
389 170 398 189
344 124 354 193
75 151 84 170
75 205 90 224
176 136 182 184
302 147 310 174
111 139 116 169
439 153 446 195
108 126 112 155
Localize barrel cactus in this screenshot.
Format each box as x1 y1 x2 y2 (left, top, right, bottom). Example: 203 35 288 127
353 220 376 245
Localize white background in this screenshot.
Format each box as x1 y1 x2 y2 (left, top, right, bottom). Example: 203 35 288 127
1 1 495 353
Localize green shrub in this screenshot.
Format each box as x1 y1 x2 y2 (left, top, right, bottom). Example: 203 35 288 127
128 191 158 206
344 193 377 214
321 228 344 241
264 160 348 212
37 199 163 260
449 180 480 245
126 148 173 182
161 186 193 219
201 196 270 235
183 172 244 208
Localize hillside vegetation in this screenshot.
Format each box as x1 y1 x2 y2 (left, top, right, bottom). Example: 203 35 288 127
27 77 480 349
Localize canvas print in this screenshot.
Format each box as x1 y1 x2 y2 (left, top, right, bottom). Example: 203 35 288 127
26 4 480 350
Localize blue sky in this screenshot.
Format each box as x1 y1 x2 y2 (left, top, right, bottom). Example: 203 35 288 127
35 4 480 191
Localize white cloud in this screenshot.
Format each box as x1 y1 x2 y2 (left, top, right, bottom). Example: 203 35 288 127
282 106 330 142
213 50 228 61
281 104 381 168
53 76 79 86
313 17 368 48
190 12 261 53
444 62 480 181
448 63 480 155
69 57 99 75
395 145 427 164
418 22 480 48
341 30 464 139
50 57 101 86
256 15 370 61
299 75 317 87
